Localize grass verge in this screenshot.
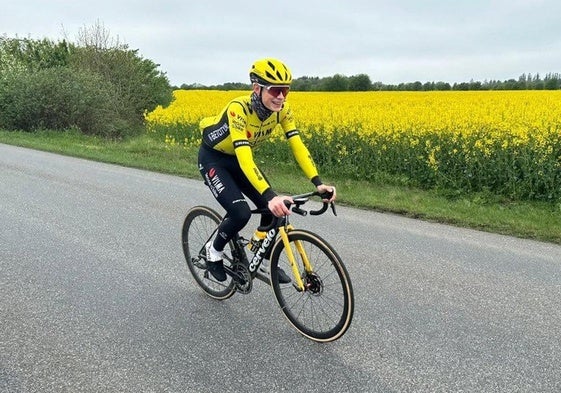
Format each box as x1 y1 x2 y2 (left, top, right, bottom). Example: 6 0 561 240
1 129 560 245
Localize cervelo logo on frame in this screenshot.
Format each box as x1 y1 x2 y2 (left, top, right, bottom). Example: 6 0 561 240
248 228 276 272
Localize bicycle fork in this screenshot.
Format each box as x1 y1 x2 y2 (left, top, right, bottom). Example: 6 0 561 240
278 225 313 291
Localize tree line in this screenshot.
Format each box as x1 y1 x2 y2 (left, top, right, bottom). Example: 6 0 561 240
0 24 172 137
2 25 559 141
179 72 561 91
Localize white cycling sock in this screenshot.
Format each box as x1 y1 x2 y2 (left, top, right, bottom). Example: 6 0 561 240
207 243 223 262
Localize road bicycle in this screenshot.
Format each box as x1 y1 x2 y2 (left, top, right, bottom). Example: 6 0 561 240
181 191 354 342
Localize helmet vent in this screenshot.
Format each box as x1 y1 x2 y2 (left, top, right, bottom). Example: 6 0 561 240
249 58 292 84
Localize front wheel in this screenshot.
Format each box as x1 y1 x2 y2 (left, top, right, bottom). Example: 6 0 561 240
270 229 354 342
181 206 236 300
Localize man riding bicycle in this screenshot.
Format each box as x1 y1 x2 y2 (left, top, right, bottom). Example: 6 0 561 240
198 58 336 282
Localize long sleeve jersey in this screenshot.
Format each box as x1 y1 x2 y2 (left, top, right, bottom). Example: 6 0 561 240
199 95 321 200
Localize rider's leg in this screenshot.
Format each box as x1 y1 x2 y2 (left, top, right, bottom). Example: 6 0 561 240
199 160 251 249
240 172 274 228
243 183 292 284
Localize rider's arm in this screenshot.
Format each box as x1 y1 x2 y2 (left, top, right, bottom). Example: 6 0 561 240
279 104 322 187
228 102 277 201
285 130 322 187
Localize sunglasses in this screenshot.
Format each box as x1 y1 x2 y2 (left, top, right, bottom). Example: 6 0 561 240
258 84 290 97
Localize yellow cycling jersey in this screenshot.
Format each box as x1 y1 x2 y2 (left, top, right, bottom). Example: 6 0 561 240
200 95 320 196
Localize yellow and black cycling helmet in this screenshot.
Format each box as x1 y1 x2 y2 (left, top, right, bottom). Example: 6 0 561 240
249 58 292 85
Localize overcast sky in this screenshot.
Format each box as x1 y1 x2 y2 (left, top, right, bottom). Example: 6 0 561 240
2 0 560 86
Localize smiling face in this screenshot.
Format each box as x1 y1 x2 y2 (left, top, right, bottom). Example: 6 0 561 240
253 83 289 112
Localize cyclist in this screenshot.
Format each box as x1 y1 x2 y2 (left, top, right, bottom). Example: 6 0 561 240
198 58 336 282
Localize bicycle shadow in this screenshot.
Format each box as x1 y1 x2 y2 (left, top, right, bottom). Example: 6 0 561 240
175 283 390 393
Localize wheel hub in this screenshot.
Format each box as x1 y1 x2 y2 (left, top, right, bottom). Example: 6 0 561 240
304 272 323 295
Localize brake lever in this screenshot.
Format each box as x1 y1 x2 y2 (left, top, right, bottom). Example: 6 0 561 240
330 202 337 216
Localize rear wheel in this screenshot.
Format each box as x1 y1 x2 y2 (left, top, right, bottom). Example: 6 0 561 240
181 206 236 300
270 229 354 342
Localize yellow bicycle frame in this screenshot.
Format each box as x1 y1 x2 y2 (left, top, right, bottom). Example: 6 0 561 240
278 225 314 291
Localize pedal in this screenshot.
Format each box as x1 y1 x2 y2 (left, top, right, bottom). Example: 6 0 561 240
193 257 207 270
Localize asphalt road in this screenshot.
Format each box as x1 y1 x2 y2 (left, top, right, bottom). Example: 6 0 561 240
1 143 561 393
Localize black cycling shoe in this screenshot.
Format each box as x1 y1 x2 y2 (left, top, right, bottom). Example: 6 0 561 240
276 267 292 284
206 260 227 282
205 242 227 282
260 264 291 284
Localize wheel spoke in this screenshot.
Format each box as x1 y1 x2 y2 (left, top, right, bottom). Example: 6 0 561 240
271 229 354 342
181 206 236 300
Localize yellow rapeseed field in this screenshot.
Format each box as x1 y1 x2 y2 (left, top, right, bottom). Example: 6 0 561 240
145 90 561 202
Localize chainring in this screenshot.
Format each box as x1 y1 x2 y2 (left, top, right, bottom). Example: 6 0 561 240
232 263 252 294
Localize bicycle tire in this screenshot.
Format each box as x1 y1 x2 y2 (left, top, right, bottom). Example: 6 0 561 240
181 206 236 300
270 229 354 342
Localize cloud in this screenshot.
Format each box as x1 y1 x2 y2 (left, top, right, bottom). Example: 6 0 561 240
2 0 560 85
